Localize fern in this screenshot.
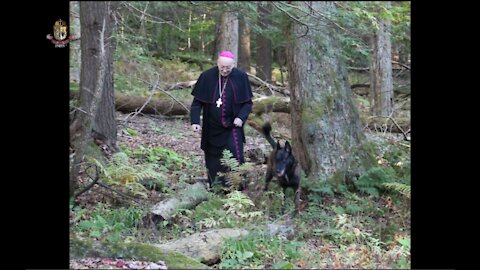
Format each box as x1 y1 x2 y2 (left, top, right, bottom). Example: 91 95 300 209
86 152 164 198
382 182 411 198
354 166 396 196
222 191 262 225
219 149 253 191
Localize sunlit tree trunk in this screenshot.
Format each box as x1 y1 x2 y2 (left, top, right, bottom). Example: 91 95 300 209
70 1 81 83
286 2 375 182
217 11 238 58
370 1 394 117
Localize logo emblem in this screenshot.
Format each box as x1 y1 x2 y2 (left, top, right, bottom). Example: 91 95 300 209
47 19 76 48
54 19 68 41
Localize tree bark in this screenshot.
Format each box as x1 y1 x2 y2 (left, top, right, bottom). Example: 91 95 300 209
256 2 273 84
69 1 81 83
94 2 119 152
74 1 119 152
71 1 115 197
370 1 394 117
150 182 210 220
286 2 376 182
115 92 191 116
217 11 239 58
238 14 251 73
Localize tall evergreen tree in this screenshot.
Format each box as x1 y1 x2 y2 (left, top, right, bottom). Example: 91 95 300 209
286 2 375 182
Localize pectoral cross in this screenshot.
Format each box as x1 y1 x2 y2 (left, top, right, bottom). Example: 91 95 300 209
216 98 223 107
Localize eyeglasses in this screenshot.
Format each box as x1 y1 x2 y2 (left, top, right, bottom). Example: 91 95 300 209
218 65 233 71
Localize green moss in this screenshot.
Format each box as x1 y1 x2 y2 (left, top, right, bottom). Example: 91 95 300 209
253 96 287 115
70 82 80 91
330 170 345 186
70 237 209 269
303 105 325 124
193 197 226 223
85 142 108 167
70 237 96 257
328 67 342 94
355 141 377 169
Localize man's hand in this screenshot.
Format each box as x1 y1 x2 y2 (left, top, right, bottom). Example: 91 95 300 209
233 118 243 127
192 124 201 132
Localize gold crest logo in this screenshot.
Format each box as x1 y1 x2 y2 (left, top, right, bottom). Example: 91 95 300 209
47 19 76 48
53 19 68 41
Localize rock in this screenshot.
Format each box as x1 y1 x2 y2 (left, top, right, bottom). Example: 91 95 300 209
154 228 249 264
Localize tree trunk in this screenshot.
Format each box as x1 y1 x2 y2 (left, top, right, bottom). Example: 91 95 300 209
286 2 375 182
70 1 117 197
274 46 287 85
256 2 272 84
217 11 238 58
80 1 119 152
70 1 81 83
94 2 119 152
238 15 251 73
370 1 394 117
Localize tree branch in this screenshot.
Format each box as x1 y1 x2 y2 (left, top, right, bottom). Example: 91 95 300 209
74 164 100 197
136 76 191 113
366 115 410 141
123 74 161 123
392 60 411 70
121 1 185 32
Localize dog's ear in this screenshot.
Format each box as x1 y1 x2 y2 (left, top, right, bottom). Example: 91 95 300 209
285 141 292 153
276 140 281 150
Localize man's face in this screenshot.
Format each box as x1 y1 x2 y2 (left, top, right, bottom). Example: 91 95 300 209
217 59 234 77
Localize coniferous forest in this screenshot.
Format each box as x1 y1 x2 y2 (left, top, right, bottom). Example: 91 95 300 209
68 2 411 269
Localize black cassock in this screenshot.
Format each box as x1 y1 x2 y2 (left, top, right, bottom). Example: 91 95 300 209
190 67 253 187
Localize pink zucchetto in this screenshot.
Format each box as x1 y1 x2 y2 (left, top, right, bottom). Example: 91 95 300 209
217 51 235 67
219 50 235 60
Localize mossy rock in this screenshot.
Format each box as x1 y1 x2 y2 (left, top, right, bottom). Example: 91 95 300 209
70 237 209 269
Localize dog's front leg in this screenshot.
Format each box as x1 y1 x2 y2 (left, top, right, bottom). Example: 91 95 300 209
264 170 273 191
280 187 287 214
293 188 300 217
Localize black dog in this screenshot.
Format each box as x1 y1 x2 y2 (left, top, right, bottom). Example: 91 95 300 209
262 122 300 216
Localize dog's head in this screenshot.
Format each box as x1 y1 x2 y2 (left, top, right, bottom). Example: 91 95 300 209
273 140 295 177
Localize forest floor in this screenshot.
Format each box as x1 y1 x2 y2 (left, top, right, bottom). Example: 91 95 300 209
74 111 287 207
71 93 411 269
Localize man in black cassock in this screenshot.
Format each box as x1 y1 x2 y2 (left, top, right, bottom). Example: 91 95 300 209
190 51 253 189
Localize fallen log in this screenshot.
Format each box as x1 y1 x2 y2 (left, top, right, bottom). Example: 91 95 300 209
113 93 288 117
251 96 290 115
364 116 410 139
246 73 289 96
115 92 191 116
150 182 210 220
74 92 409 134
350 84 411 96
